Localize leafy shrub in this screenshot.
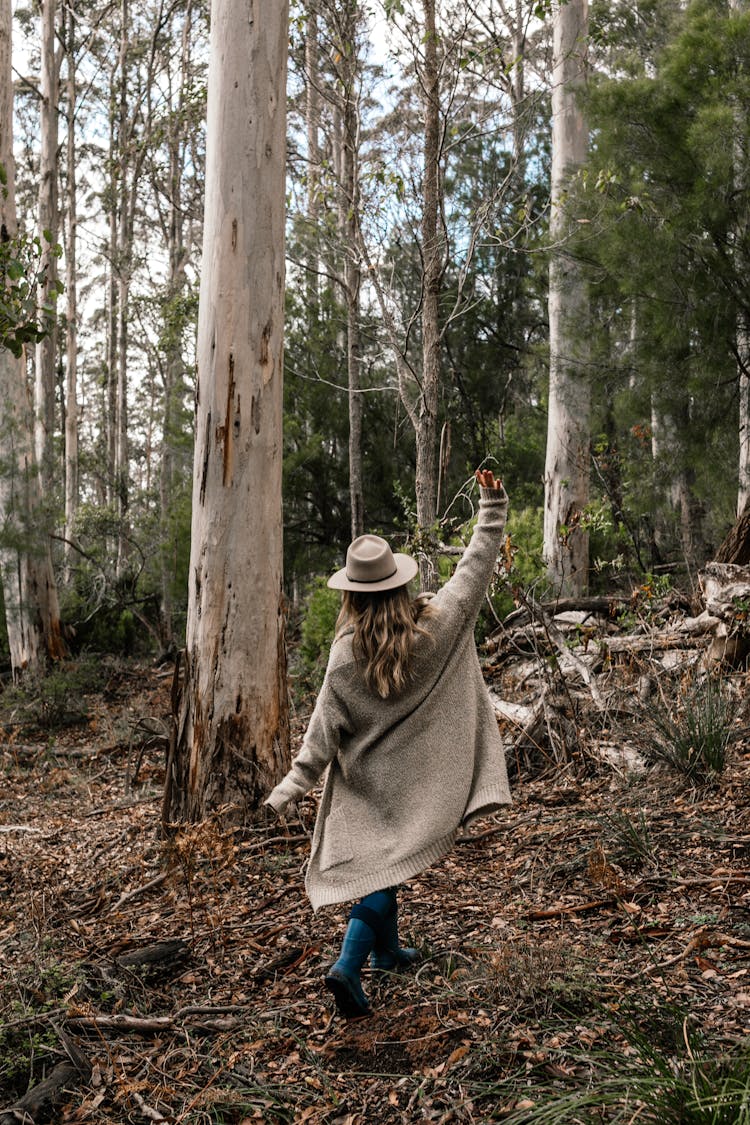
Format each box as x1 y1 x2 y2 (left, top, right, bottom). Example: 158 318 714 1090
298 578 341 690
0 657 107 731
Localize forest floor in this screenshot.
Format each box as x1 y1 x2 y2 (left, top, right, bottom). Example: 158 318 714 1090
0 655 749 1124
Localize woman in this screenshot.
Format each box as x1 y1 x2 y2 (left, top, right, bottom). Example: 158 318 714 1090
265 469 511 1018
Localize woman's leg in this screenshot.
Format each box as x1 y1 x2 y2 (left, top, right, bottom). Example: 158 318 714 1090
325 889 396 1017
370 887 420 971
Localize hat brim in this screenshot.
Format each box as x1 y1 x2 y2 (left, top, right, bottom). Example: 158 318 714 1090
327 553 419 592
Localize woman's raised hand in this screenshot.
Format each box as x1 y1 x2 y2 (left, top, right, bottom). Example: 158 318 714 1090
475 468 503 491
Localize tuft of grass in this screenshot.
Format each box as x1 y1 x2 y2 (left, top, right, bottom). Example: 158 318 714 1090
640 676 737 786
595 807 655 868
500 1013 750 1124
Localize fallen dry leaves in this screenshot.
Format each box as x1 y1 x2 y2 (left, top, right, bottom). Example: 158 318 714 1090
0 657 748 1123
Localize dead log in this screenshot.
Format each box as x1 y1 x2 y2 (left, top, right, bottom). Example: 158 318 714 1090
594 633 711 655
115 939 189 975
496 596 625 634
715 498 750 565
700 562 750 616
0 1058 87 1125
698 564 750 666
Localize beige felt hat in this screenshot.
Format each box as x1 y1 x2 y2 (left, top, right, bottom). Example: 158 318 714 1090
327 534 418 592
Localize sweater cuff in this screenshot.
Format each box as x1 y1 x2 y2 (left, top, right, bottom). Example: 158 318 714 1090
264 783 293 814
479 485 508 504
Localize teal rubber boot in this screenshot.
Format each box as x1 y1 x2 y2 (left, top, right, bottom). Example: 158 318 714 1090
370 890 420 972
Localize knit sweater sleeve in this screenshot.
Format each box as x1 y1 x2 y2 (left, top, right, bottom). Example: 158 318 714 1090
436 485 508 623
264 673 352 814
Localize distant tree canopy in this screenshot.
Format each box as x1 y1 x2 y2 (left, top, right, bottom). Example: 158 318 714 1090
1 0 749 668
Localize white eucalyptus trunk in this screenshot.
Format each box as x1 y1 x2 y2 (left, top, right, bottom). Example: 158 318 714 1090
63 3 78 566
416 0 442 591
305 0 321 311
115 0 130 576
543 0 590 596
167 0 290 823
34 0 59 492
0 0 65 673
339 0 364 539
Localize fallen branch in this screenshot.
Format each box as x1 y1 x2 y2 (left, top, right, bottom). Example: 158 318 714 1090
647 928 750 972
108 870 169 912
67 1013 175 1032
527 898 617 920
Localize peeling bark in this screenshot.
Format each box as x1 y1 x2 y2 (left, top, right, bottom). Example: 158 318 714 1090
543 0 590 596
167 0 290 824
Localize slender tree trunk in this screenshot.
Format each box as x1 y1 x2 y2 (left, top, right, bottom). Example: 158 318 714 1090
63 2 78 569
305 0 320 312
115 0 130 576
158 2 193 650
167 0 290 824
34 0 59 493
543 0 590 596
0 0 65 673
106 77 119 511
416 0 443 590
739 349 750 515
339 0 364 539
729 0 750 516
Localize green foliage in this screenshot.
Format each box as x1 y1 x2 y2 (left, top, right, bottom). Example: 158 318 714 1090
639 675 737 785
0 657 107 731
573 0 748 568
298 578 341 690
0 221 63 357
504 506 546 591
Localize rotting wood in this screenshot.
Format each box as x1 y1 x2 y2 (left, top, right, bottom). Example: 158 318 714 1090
0 1060 87 1125
115 939 190 972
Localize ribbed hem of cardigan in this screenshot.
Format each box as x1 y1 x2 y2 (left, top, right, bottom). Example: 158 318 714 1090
462 784 512 827
306 829 459 912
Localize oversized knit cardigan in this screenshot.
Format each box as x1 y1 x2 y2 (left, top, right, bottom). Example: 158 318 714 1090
266 487 511 911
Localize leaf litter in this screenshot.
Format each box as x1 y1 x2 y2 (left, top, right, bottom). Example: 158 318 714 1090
0 655 748 1123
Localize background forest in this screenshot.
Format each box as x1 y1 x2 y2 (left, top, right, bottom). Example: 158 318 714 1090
0 0 748 668
2 3 750 1120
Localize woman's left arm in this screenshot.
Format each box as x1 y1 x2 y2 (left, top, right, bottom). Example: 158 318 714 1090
435 470 509 623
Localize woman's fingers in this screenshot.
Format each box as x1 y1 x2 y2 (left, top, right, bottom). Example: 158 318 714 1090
475 468 502 490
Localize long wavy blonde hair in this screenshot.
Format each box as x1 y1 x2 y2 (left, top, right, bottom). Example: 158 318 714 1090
336 586 434 699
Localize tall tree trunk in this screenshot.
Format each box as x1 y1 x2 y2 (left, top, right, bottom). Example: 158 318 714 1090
63 1 78 570
729 0 750 516
739 348 750 515
416 0 443 590
338 0 364 539
305 0 321 313
115 0 130 576
543 0 590 596
106 73 119 513
34 0 59 493
0 0 65 673
166 0 290 824
158 0 193 650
